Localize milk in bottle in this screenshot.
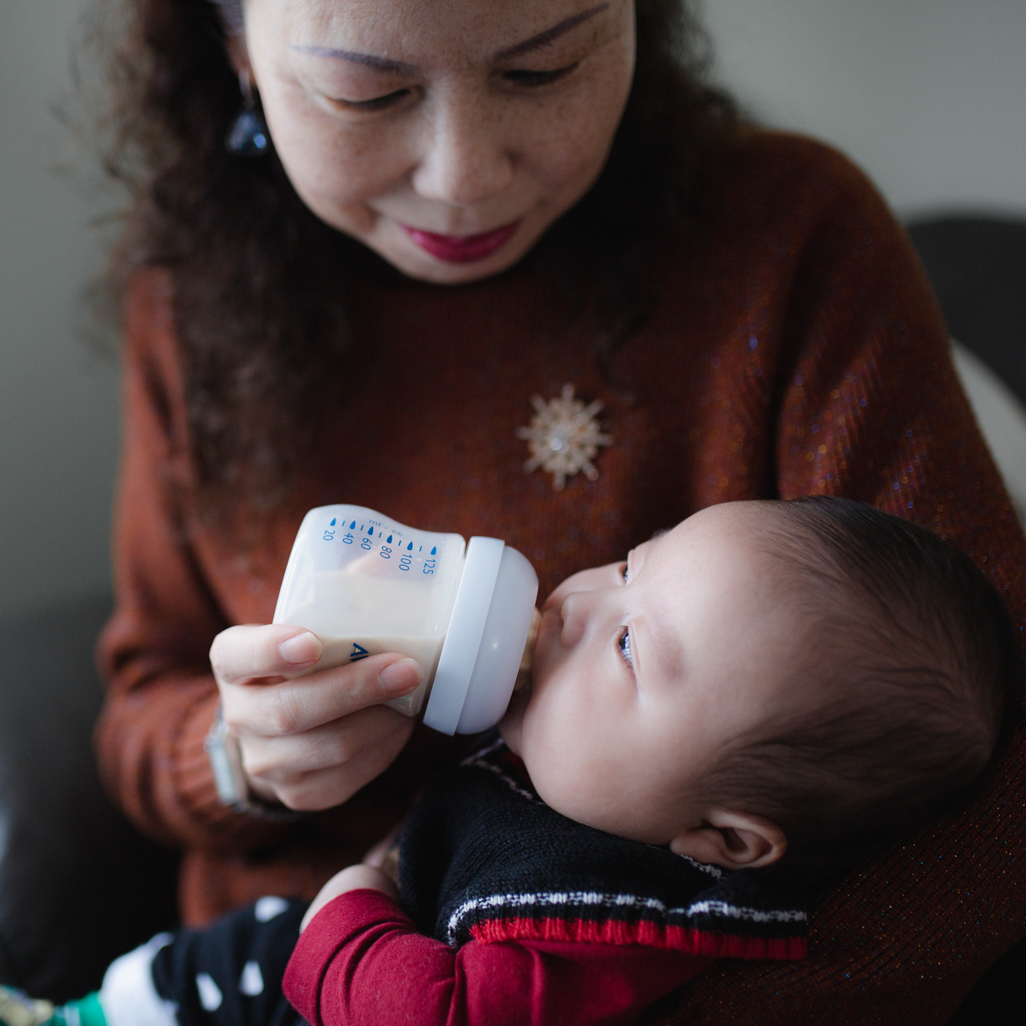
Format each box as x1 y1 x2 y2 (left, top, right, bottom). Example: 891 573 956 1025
274 505 538 733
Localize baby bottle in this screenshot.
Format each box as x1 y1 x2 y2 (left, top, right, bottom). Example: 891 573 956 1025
273 504 539 735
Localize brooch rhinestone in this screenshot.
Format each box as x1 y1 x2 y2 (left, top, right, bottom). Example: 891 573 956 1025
517 383 614 491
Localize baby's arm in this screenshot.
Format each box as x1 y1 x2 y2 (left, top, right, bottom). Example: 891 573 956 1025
285 882 714 1026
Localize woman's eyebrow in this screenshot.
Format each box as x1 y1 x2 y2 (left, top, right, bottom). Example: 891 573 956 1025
495 4 610 61
291 45 418 76
292 4 610 73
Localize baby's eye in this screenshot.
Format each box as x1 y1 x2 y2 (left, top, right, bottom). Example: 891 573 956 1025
618 628 633 667
619 561 629 584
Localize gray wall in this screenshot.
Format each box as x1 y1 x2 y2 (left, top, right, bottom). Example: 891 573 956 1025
1 0 118 619
703 0 1026 217
1 0 1024 617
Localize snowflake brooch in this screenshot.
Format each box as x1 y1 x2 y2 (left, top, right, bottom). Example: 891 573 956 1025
517 383 614 491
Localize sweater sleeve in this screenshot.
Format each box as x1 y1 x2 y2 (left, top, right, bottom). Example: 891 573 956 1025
681 136 1026 600
284 890 713 1026
94 270 285 851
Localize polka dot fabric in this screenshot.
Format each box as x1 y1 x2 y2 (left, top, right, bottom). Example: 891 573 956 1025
149 899 306 1026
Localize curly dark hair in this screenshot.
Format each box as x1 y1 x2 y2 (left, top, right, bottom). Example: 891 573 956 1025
93 0 738 514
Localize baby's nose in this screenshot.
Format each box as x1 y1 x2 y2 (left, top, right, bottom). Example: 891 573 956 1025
559 591 591 647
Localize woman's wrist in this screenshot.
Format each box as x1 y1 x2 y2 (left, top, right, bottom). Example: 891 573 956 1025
204 704 303 820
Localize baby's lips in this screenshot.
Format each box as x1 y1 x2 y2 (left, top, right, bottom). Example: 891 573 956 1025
513 608 543 692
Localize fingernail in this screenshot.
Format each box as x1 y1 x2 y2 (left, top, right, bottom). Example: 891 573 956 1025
279 632 322 665
378 658 424 694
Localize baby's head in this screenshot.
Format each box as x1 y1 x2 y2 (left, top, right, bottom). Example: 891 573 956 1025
500 497 1022 880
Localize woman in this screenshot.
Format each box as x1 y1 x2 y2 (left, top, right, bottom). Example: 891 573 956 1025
94 0 1026 1021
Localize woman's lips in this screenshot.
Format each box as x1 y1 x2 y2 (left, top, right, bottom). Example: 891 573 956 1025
400 221 520 263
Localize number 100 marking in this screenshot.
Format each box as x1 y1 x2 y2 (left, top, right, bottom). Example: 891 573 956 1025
399 554 413 572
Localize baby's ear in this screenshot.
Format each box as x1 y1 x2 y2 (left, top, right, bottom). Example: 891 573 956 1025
669 809 786 870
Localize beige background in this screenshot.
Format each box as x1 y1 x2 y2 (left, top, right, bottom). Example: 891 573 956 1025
1 0 1024 617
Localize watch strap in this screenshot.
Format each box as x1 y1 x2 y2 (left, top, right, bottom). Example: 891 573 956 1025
204 704 304 821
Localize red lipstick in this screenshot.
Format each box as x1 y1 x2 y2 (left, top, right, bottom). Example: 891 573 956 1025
400 221 520 264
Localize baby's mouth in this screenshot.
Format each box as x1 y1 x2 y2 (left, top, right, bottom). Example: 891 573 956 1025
513 607 543 694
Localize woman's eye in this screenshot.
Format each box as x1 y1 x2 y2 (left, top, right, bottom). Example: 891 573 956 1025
502 63 579 88
618 628 633 667
334 88 412 112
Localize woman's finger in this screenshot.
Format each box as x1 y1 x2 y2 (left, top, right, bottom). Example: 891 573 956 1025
238 703 411 781
210 623 324 685
221 652 425 737
259 722 416 811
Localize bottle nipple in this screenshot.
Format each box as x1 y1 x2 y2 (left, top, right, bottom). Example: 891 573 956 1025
513 607 543 692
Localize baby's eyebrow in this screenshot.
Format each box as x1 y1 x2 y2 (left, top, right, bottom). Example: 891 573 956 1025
649 527 669 541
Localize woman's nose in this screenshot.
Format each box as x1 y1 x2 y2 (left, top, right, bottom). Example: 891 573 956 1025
411 91 515 207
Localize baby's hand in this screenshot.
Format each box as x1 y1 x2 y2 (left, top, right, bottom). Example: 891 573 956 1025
362 822 403 890
300 864 400 932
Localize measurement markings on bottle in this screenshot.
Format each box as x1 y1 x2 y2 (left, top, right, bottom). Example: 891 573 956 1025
322 516 442 573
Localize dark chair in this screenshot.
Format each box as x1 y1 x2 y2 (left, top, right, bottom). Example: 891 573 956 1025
906 214 1026 1025
907 216 1026 406
0 597 178 1002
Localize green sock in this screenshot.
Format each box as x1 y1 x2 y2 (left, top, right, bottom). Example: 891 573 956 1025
48 994 106 1026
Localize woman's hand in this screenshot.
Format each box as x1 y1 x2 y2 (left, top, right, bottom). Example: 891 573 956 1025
300 864 400 932
209 624 423 812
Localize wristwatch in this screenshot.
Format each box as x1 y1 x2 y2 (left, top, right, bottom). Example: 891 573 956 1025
204 705 303 820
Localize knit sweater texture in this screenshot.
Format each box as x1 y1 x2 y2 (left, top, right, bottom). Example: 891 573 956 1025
96 131 1026 1025
401 738 806 957
285 738 802 1026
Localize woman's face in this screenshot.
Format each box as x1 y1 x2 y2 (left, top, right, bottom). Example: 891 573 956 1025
238 0 636 283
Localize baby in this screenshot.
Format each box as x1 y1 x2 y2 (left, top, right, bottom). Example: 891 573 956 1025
3 497 1020 1026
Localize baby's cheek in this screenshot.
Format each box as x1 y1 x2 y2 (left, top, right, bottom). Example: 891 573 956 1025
498 690 529 755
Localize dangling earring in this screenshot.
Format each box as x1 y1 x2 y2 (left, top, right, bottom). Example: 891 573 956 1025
226 70 270 156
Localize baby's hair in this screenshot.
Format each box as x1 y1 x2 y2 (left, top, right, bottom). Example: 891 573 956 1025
702 496 1023 882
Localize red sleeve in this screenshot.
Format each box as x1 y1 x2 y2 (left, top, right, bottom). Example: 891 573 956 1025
284 890 714 1026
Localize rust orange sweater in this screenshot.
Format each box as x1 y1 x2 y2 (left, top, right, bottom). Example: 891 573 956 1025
97 132 1026 1024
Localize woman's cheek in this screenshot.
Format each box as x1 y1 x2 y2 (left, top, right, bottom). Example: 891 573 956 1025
261 88 404 210
277 128 375 210
521 99 616 195
525 41 634 188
